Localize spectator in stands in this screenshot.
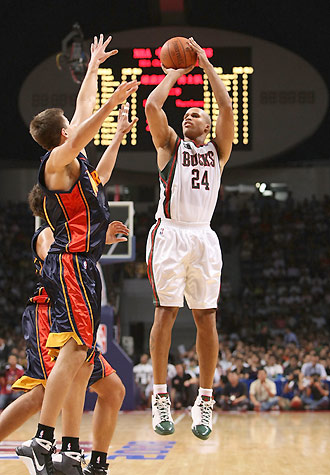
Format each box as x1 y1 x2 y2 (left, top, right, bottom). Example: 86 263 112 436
301 353 327 378
231 357 248 379
213 361 225 403
245 353 260 380
0 354 24 409
281 369 304 410
301 373 329 410
324 356 330 377
249 369 279 411
133 353 153 408
219 370 249 411
283 327 299 346
0 337 10 364
170 363 198 410
264 354 284 379
283 355 301 377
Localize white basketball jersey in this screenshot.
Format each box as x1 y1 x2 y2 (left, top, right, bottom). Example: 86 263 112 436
155 137 221 224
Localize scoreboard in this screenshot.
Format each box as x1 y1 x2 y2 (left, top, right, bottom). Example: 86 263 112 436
93 46 253 151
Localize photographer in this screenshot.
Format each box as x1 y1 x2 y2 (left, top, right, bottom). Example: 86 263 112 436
301 373 329 410
280 369 304 410
220 370 249 411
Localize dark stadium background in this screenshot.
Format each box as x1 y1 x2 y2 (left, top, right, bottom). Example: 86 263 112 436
0 0 329 168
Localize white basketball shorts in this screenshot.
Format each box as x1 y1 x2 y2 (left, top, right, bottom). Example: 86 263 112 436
146 218 222 309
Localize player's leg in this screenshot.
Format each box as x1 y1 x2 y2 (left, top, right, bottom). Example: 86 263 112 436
82 372 125 474
146 221 185 435
0 385 44 441
17 252 101 474
150 306 178 384
52 361 93 475
40 338 88 428
191 308 218 440
185 227 221 440
149 306 179 435
16 339 87 475
192 309 219 389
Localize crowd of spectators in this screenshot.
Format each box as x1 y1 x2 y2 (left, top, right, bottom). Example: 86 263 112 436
0 202 35 327
1 192 330 412
133 335 330 412
237 193 330 340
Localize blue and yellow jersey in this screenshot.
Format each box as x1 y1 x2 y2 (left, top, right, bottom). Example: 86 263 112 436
38 152 110 262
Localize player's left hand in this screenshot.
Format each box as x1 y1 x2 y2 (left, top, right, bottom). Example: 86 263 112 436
188 37 209 69
117 102 139 135
161 64 195 76
106 220 129 244
89 34 118 68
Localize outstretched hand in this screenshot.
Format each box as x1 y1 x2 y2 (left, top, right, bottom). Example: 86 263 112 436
106 221 130 245
112 80 140 106
89 34 118 68
117 102 139 135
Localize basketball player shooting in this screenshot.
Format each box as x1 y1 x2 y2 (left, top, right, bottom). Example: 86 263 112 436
145 37 234 440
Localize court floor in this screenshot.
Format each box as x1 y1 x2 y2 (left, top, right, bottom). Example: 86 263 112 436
1 410 330 474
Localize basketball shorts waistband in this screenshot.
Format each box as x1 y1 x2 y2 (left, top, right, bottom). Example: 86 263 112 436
159 217 211 228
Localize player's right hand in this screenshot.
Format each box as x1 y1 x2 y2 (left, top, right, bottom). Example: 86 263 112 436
112 80 140 105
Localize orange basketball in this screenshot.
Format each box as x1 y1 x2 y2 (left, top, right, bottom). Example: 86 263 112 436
160 37 197 70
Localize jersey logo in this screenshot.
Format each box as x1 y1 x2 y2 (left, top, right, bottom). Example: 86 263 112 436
183 142 191 149
91 170 101 186
87 170 99 196
32 448 45 471
182 150 215 167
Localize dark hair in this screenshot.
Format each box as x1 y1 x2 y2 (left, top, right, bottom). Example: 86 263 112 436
28 184 46 220
228 369 238 374
29 108 66 150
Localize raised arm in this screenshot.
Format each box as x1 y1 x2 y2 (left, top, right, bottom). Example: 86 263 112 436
70 34 118 127
96 102 138 185
145 65 192 169
188 38 234 170
46 80 139 172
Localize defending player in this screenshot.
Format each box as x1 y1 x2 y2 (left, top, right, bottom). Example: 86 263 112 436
145 37 234 439
16 33 138 475
0 215 127 475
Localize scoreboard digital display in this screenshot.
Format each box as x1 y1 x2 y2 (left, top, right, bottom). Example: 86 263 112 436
93 46 253 151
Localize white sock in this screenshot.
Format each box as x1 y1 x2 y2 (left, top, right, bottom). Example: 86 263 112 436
199 387 213 398
153 384 167 395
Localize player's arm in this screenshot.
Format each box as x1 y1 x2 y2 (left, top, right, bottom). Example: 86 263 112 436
70 34 118 127
105 220 129 244
145 66 192 169
36 227 54 261
96 102 138 185
188 38 234 170
46 80 139 172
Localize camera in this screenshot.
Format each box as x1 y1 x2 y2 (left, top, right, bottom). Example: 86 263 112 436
228 395 236 405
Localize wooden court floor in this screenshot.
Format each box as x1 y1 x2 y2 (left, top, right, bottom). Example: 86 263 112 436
1 410 330 474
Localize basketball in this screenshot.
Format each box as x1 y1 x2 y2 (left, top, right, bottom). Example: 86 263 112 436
160 37 197 70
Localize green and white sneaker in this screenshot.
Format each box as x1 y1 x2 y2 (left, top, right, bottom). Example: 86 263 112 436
152 393 175 435
191 395 215 440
